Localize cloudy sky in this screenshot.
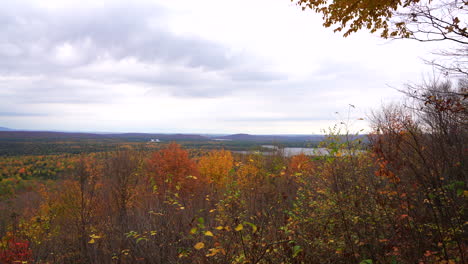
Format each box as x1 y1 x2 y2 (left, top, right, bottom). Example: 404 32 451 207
0 0 443 134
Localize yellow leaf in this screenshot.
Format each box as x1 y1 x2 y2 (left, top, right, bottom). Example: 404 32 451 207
215 226 224 230
205 231 214 237
88 238 95 244
234 224 243 231
194 242 205 250
245 222 257 233
206 248 219 257
190 227 197 234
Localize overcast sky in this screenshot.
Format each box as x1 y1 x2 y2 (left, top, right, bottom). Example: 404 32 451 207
0 0 443 134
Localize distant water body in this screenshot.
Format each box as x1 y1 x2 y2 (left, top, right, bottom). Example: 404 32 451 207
234 145 363 157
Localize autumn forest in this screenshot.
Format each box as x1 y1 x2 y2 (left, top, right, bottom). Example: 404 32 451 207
1 77 466 263
0 0 467 263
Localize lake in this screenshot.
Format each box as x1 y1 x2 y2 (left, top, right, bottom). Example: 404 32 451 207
233 145 363 157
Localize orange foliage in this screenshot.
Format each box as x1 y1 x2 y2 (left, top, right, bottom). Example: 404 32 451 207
198 150 233 185
146 142 200 193
288 153 315 176
236 155 261 187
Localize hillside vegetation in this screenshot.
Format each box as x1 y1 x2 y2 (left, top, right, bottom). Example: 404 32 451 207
0 81 465 264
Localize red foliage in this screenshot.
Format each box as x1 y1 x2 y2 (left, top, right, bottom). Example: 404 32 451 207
0 234 33 264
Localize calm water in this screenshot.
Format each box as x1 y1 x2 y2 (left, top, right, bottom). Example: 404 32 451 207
234 146 329 157
234 145 363 157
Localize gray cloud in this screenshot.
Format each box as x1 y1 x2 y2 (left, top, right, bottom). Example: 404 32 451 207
0 0 286 101
225 116 333 122
0 0 405 133
0 1 287 108
229 70 288 82
0 111 49 117
0 2 229 70
0 77 113 104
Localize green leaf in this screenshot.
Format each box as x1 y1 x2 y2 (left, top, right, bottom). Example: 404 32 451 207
292 245 303 258
360 260 373 264
197 217 205 225
136 237 148 244
243 221 257 233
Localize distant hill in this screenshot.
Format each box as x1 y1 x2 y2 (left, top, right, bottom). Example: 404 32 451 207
218 133 325 142
216 133 369 144
0 131 210 142
0 131 369 156
0 131 368 144
104 133 209 141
